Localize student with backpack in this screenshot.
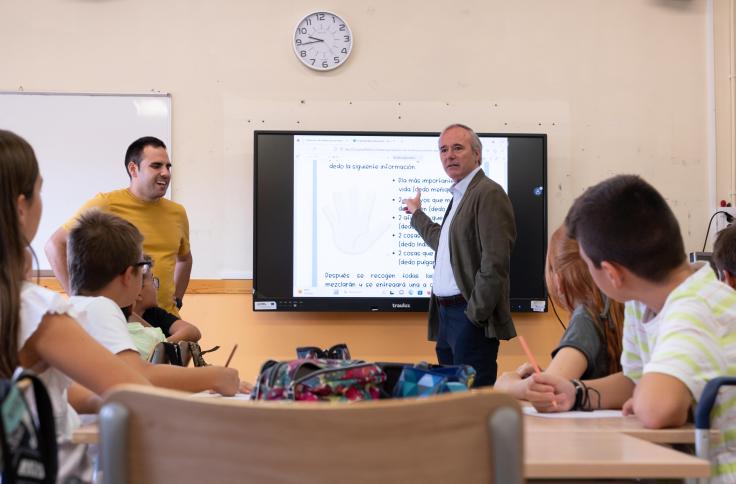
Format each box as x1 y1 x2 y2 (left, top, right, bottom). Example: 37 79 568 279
0 129 150 482
527 175 736 482
495 225 624 398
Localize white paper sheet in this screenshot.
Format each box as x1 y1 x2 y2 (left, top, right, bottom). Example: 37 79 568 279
523 406 623 419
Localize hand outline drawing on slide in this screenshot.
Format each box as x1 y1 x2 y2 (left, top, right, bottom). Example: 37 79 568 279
323 190 390 255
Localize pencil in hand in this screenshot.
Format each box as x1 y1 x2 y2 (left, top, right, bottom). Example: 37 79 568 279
517 335 557 409
225 344 238 368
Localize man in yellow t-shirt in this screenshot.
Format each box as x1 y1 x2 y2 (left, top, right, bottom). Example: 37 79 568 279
45 136 192 316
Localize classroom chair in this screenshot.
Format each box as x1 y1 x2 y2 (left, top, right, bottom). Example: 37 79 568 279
694 376 736 484
98 385 523 484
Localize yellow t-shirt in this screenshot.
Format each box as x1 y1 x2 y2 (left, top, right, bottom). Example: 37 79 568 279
64 189 190 316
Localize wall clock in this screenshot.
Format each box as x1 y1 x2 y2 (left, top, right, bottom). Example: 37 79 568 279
293 11 353 71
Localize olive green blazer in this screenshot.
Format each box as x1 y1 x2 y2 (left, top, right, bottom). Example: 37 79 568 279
411 170 517 341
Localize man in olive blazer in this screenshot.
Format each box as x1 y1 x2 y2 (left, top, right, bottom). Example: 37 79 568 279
403 124 516 386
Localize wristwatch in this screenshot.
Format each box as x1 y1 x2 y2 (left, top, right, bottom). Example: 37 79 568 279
175 297 183 309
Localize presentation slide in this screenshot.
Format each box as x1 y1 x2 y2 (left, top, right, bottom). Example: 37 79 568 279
293 134 508 298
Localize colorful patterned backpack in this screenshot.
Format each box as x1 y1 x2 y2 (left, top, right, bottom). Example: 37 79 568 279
252 358 386 402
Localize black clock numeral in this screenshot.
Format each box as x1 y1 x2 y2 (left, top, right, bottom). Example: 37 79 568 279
310 59 316 65
295 39 302 45
331 15 336 22
344 35 350 42
322 61 329 68
300 51 307 57
333 57 340 63
339 24 346 31
305 18 311 26
341 48 348 54
316 13 325 20
298 27 307 34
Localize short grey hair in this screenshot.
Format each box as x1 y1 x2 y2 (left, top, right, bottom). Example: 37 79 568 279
440 123 482 163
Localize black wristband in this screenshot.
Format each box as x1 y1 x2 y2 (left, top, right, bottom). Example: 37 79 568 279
571 379 584 410
175 297 183 309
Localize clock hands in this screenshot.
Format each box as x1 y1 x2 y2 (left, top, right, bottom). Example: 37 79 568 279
307 35 324 42
298 36 325 46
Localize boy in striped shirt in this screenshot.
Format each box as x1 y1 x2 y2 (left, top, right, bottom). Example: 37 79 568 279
526 175 736 482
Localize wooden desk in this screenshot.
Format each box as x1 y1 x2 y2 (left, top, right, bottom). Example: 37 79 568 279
71 423 99 445
524 411 700 444
523 410 710 478
526 432 708 479
72 420 710 480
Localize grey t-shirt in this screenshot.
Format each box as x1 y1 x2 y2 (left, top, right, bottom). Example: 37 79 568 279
551 304 611 380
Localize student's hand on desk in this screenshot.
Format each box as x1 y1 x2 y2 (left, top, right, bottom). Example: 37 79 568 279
495 363 536 397
239 380 253 394
622 397 635 416
212 367 241 396
516 362 536 379
526 373 574 412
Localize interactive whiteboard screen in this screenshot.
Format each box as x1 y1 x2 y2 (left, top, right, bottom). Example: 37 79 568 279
254 131 547 313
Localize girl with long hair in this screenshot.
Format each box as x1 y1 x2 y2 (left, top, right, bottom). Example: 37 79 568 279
495 225 624 397
0 129 148 482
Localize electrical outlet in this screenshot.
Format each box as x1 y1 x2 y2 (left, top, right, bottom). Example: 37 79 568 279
714 207 736 235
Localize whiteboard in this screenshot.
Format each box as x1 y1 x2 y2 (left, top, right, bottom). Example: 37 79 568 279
0 92 172 271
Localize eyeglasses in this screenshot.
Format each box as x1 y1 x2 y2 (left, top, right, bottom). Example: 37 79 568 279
296 343 351 360
134 260 153 275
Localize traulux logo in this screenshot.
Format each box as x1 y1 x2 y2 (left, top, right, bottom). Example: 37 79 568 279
392 303 410 309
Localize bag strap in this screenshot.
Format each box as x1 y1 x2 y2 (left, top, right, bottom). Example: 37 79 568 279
163 342 183 366
177 342 193 367
13 370 58 484
181 342 213 367
0 378 13 478
199 345 220 356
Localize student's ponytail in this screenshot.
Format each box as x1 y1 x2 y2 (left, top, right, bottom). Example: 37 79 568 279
0 130 40 378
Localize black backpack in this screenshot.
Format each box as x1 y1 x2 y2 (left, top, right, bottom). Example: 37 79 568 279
0 370 57 483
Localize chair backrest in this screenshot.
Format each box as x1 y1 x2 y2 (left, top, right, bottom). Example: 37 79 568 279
694 376 736 484
99 385 523 484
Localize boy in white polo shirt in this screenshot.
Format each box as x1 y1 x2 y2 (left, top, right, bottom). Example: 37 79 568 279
526 175 736 482
66 209 247 396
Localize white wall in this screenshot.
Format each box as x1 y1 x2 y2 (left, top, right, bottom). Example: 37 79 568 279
0 0 711 277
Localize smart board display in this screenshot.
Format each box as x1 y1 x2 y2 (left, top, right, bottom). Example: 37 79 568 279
253 131 547 312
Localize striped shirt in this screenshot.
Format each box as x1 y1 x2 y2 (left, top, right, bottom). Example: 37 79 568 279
622 263 736 482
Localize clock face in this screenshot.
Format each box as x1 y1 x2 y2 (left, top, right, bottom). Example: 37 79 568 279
293 11 352 71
